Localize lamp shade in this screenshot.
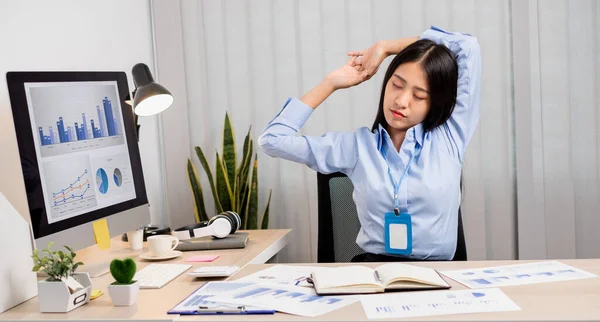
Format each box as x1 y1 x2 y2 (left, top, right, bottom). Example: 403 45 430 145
131 63 173 116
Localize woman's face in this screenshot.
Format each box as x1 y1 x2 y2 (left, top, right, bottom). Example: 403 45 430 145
383 61 431 132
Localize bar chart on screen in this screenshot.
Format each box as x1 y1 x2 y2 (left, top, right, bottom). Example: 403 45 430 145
26 82 126 157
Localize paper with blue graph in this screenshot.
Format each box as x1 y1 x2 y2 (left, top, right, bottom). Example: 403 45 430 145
440 261 596 289
210 282 358 317
168 282 275 315
360 288 519 319
234 264 318 287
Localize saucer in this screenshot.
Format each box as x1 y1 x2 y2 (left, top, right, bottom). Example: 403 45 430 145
139 250 182 261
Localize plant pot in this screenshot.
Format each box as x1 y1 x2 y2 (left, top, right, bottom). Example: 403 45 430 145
107 280 140 306
37 272 92 313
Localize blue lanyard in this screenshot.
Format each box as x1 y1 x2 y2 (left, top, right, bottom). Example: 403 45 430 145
383 144 421 215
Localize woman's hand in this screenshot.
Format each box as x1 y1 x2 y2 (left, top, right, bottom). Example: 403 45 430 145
347 40 388 79
324 56 369 90
348 38 419 78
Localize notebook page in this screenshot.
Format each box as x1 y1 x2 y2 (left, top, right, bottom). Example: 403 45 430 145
376 263 448 287
313 266 379 288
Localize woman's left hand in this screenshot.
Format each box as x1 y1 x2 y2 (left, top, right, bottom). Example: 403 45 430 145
347 40 388 79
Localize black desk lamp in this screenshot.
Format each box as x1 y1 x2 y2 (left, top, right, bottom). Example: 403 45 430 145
125 63 174 140
122 63 175 240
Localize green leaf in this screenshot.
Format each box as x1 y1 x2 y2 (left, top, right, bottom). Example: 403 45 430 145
187 159 209 222
261 190 272 229
236 132 253 213
195 146 223 213
64 245 75 256
242 127 251 164
233 171 240 212
239 181 250 229
32 265 41 272
215 152 233 212
246 155 259 230
222 112 237 195
238 140 253 207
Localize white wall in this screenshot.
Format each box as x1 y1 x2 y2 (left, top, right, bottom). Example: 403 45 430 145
0 0 166 228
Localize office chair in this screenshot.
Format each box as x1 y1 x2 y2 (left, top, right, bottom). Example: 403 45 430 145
317 172 467 262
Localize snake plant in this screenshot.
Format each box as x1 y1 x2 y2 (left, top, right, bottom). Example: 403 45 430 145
187 112 271 229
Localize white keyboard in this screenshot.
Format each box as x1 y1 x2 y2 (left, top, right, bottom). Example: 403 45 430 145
134 264 192 289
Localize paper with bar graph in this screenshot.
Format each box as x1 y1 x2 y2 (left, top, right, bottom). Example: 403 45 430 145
234 264 320 287
360 288 519 319
440 261 596 289
210 283 358 317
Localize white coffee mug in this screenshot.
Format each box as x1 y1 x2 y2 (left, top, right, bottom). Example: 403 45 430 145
127 229 144 250
147 235 179 257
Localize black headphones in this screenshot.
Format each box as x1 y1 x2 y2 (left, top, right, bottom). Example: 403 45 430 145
172 211 241 240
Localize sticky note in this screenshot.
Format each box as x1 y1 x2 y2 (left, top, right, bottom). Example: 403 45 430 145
90 289 103 300
92 219 111 250
185 255 220 262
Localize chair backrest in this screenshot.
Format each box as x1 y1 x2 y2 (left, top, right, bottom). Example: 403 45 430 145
317 172 467 262
317 172 364 262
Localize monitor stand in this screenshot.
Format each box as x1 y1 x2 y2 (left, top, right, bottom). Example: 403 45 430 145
80 261 111 278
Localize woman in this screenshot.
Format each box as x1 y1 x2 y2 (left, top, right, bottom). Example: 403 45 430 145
258 26 481 262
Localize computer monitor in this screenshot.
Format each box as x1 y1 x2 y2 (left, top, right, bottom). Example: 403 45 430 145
6 71 150 274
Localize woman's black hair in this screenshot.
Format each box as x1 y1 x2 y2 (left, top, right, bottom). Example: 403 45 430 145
371 39 458 132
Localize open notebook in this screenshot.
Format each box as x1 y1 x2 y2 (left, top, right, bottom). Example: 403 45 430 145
310 263 451 295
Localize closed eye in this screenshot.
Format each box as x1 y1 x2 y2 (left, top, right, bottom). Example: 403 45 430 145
414 95 426 100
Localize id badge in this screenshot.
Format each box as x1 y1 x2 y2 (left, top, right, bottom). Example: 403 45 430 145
384 211 412 255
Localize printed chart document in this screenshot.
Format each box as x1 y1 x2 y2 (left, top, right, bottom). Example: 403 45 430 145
360 288 520 319
168 282 274 315
441 261 596 289
311 263 450 295
210 282 358 317
234 264 319 287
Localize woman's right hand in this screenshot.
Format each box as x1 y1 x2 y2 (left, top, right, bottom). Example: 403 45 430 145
324 57 369 91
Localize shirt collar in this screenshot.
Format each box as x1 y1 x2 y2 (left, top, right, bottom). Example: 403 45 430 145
377 123 424 153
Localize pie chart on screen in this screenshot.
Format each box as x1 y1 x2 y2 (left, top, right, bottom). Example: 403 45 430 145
96 168 109 194
113 168 122 187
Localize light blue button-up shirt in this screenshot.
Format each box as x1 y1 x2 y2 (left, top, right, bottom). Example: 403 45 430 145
258 26 481 260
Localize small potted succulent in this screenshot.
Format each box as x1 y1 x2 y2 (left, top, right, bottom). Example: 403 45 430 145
31 242 91 313
107 258 140 306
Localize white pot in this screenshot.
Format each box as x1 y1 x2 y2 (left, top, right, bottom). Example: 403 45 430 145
107 280 140 306
37 272 92 313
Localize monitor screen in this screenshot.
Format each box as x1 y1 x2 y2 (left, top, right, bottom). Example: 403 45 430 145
7 71 148 240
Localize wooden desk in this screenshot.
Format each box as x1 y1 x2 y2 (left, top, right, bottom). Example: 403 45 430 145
0 229 290 321
177 259 600 321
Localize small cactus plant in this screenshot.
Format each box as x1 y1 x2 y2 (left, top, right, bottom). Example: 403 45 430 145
109 258 136 285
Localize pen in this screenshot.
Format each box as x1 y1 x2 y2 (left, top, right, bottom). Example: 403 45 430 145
374 270 382 282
